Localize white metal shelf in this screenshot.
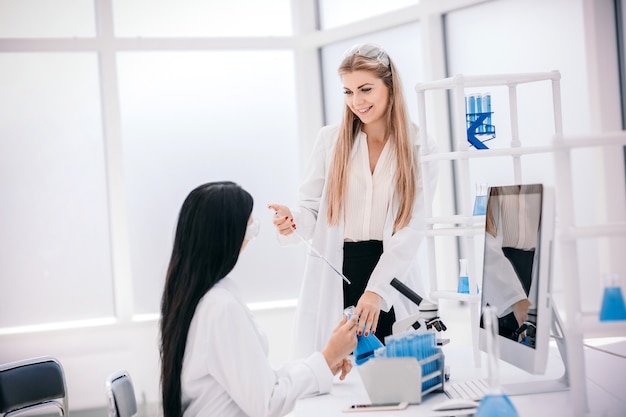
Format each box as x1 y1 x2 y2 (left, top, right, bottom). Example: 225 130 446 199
550 130 626 417
430 290 481 303
415 71 599 417
576 312 626 339
558 223 626 240
425 214 484 225
415 70 561 91
421 144 555 162
417 69 624 417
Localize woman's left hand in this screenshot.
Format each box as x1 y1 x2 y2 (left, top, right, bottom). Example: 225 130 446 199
354 291 382 337
330 357 353 380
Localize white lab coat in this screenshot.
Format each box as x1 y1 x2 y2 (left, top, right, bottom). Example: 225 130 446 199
481 192 538 318
282 123 438 359
181 277 334 417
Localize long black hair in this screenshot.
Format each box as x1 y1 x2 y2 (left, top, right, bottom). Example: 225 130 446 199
160 181 253 417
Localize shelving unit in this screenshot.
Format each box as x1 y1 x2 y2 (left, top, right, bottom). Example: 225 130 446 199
415 71 563 365
415 71 626 417
551 131 626 416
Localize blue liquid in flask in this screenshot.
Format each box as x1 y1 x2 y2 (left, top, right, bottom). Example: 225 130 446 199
458 276 470 294
354 332 384 365
600 287 626 321
473 195 488 216
458 258 470 294
473 183 488 216
345 305 385 365
475 394 519 417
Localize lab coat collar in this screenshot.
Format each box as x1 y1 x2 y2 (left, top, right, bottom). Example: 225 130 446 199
215 276 244 302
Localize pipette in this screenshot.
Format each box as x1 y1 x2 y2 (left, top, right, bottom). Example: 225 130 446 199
272 210 351 285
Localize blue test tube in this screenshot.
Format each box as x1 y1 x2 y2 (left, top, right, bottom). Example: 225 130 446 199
407 333 415 357
384 334 398 357
468 95 476 114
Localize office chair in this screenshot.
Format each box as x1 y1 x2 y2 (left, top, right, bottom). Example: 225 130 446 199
105 370 138 417
0 356 68 417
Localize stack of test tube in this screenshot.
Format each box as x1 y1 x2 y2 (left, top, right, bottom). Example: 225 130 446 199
465 93 492 132
374 330 443 392
465 93 495 149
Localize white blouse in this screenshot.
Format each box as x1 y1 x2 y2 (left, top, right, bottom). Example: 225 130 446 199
344 132 395 242
500 184 542 251
181 277 334 417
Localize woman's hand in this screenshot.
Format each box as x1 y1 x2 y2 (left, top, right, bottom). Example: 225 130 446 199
267 204 295 236
322 315 358 373
330 358 353 381
354 291 382 337
512 298 531 327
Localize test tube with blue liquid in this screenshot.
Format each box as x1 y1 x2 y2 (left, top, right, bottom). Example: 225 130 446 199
384 330 441 391
599 273 626 321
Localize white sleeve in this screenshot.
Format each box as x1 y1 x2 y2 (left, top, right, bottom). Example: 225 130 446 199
204 299 334 417
481 231 527 318
277 126 335 245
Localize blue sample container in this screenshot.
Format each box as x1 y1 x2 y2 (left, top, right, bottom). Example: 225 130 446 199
600 286 626 321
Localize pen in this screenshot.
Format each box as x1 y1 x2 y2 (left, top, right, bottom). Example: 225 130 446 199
272 210 351 285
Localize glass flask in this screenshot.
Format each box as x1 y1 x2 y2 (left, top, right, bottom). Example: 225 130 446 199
345 305 384 365
599 273 626 321
474 306 519 417
457 258 470 294
473 183 489 216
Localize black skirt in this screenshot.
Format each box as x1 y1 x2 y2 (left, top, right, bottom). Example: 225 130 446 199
342 240 396 343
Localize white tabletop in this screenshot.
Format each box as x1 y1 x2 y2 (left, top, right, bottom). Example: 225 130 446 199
294 341 626 417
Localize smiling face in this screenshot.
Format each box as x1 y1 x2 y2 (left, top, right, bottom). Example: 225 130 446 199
342 70 390 128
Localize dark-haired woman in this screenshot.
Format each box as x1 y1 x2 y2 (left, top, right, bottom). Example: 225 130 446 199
160 181 357 417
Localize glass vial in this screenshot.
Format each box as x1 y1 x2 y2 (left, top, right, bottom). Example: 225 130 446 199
599 273 626 321
473 183 488 216
457 258 470 294
474 305 519 417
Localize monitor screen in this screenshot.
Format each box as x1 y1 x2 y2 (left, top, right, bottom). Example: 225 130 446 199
479 184 555 377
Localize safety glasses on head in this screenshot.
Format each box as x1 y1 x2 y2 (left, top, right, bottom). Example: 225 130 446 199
245 216 260 241
343 43 390 68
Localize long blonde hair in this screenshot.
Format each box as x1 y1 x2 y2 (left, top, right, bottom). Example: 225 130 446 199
326 46 417 231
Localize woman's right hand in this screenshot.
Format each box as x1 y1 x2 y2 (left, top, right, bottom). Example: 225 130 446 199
268 203 295 236
321 315 358 374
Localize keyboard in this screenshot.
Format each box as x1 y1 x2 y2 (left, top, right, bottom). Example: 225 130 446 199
444 379 489 400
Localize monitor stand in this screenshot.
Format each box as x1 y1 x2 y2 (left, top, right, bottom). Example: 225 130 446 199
503 301 572 396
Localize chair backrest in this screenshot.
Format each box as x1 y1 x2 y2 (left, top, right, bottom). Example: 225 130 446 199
0 356 68 417
105 370 138 417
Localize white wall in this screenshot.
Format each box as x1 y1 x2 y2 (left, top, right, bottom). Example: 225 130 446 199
0 306 297 411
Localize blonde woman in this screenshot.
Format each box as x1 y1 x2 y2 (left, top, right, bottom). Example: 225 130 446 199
270 43 437 359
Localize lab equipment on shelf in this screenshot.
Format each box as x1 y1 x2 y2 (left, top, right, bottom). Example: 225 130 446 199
465 93 496 149
457 258 470 294
599 273 626 321
473 183 488 216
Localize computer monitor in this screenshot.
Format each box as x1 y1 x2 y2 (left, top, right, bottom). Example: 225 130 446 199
478 184 558 384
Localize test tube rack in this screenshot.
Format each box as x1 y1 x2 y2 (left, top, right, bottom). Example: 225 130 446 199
465 94 496 149
357 351 445 404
